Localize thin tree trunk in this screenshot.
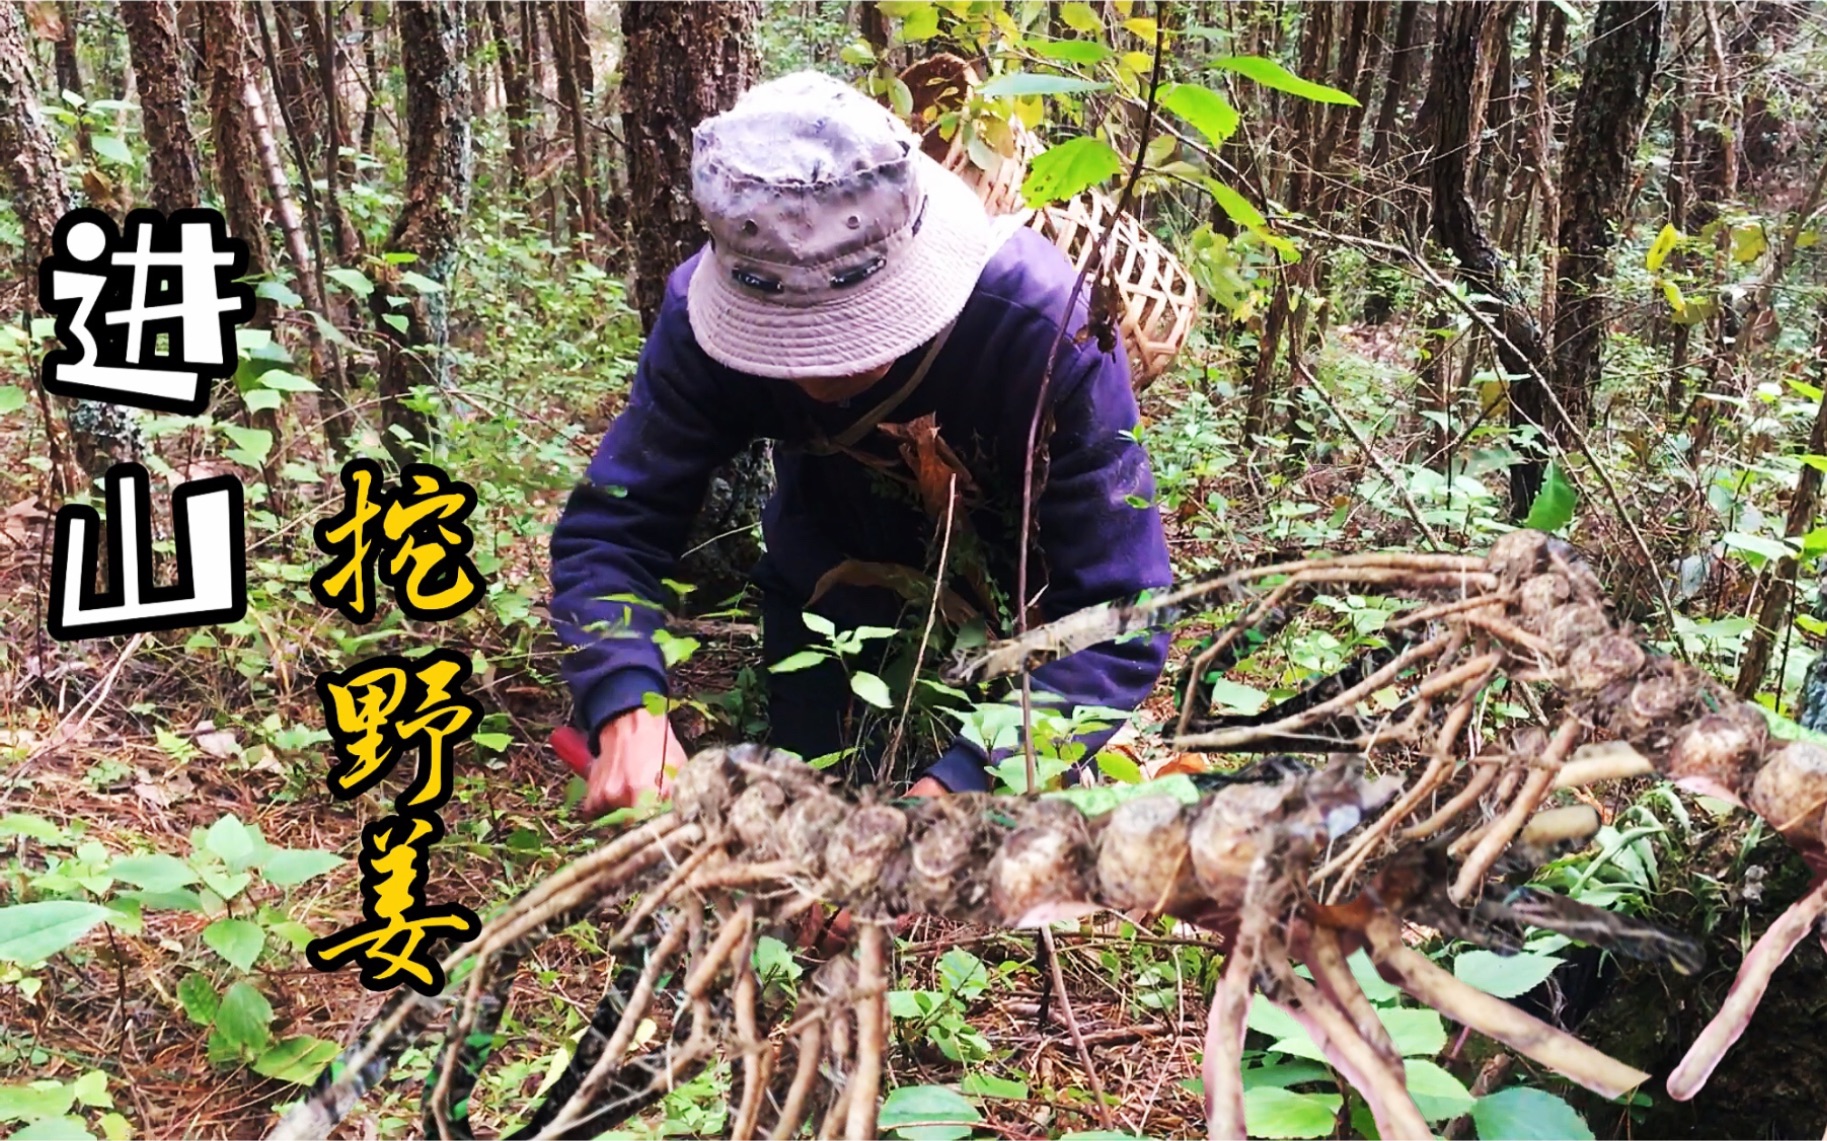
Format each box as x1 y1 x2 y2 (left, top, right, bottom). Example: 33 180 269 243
1425 0 1551 516
121 0 200 213
266 1 324 174
621 0 762 601
0 0 133 485
371 0 471 465
485 0 530 190
1549 1 1664 438
1737 305 1827 697
201 0 273 328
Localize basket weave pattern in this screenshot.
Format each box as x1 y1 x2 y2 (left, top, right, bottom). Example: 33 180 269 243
900 55 1198 390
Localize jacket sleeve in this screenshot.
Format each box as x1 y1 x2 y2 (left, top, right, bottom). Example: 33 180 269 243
924 339 1173 793
549 296 751 744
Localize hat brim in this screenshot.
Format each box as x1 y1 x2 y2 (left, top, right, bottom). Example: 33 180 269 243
686 152 993 380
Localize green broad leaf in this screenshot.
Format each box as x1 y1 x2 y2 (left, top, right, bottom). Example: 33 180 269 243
252 1036 341 1084
265 920 317 953
177 972 219 1027
91 135 133 165
937 947 990 1000
801 612 837 638
397 270 444 293
203 814 257 868
0 385 29 415
98 1114 131 1141
0 902 116 964
979 73 1108 98
1207 677 1269 715
1161 82 1239 146
1379 1007 1447 1057
257 369 320 392
1471 1087 1593 1140
878 1084 981 1141
382 312 410 335
1022 136 1123 204
109 854 199 893
896 2 940 42
1241 1061 1333 1090
1721 531 1796 566
1204 177 1266 229
1096 749 1144 784
11 1115 93 1140
1346 949 1400 1004
1645 222 1681 272
255 279 304 306
472 732 513 752
1215 55 1359 104
69 1072 110 1110
850 672 894 709
218 424 273 467
1028 39 1113 64
1521 463 1578 532
1243 1087 1342 1138
202 918 266 971
959 1073 1028 1099
770 649 827 674
0 1081 77 1124
215 981 273 1054
1453 950 1562 999
309 310 354 348
0 813 67 843
1059 1 1101 32
243 388 283 414
1404 1059 1474 1121
259 847 346 888
325 267 373 298
118 887 206 912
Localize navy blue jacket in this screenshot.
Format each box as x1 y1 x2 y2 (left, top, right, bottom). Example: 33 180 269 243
549 228 1173 791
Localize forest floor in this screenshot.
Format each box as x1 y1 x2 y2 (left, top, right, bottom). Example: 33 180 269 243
2 321 1824 1140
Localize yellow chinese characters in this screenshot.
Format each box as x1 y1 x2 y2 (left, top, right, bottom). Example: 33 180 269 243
315 650 479 808
305 814 478 995
310 459 483 623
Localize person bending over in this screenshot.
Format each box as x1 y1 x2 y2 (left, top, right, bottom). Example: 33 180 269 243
550 71 1172 817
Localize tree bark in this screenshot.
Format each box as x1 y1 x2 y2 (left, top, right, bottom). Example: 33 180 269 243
371 0 471 464
0 0 136 485
1548 1 1664 437
200 0 274 327
621 0 763 602
545 0 595 240
1737 304 1827 698
484 0 530 190
1424 0 1551 516
121 0 201 213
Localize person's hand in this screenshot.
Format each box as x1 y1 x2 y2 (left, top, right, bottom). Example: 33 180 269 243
797 774 950 953
583 707 688 819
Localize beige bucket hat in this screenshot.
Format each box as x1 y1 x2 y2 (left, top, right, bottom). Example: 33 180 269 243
686 70 993 380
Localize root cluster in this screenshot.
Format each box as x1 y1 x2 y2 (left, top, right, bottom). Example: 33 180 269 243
271 531 1827 1141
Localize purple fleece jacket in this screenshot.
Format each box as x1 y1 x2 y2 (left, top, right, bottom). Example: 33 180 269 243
549 227 1173 791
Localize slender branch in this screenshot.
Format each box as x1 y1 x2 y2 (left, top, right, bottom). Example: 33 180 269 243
1014 0 1171 792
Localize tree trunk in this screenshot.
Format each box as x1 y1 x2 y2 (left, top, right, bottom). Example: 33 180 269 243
622 0 763 603
1736 304 1827 698
0 0 135 485
200 0 273 327
371 0 471 465
1548 1 1664 438
266 1 325 176
485 0 530 190
545 0 595 241
1424 0 1550 516
121 0 200 213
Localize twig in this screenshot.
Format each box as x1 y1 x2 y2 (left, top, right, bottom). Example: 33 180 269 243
847 923 888 1141
1014 0 1170 792
1041 925 1114 1131
885 472 956 782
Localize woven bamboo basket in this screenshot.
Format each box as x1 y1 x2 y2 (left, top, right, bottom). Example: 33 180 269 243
897 54 1199 390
